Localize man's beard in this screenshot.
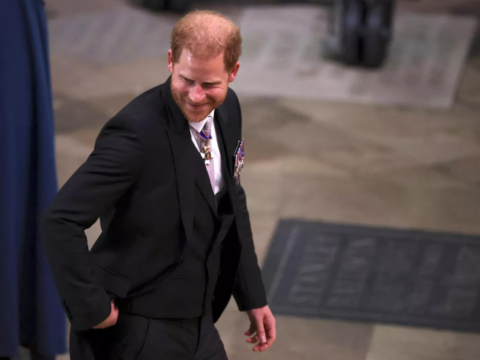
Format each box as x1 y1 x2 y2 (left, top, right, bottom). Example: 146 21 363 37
171 84 226 123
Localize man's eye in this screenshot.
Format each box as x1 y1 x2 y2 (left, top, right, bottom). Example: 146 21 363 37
183 78 194 85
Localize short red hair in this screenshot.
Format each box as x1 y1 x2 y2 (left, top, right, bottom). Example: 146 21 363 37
170 10 242 71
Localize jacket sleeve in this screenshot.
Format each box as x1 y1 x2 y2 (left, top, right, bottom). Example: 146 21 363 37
230 92 268 311
42 114 144 331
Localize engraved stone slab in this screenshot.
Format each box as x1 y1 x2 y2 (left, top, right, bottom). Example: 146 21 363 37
263 220 480 332
231 5 477 109
48 7 178 64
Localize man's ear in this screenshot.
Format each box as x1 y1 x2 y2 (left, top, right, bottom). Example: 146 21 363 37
228 62 240 83
168 49 174 73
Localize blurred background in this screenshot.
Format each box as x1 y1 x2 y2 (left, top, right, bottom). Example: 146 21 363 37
8 0 480 358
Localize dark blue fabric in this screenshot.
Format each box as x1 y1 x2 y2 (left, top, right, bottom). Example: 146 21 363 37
0 0 67 357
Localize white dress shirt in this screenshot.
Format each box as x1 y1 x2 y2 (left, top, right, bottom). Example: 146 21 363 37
188 110 224 195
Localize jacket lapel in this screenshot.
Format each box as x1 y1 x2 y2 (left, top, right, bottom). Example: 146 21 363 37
211 105 237 251
215 104 236 179
162 78 196 252
165 130 195 252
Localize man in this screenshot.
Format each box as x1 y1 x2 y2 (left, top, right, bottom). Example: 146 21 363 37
42 10 276 360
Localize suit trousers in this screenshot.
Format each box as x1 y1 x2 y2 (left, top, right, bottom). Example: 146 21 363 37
69 311 228 360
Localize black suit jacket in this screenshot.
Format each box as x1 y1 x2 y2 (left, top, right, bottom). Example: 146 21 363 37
42 78 267 331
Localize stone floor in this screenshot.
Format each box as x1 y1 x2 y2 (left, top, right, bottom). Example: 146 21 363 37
43 0 480 359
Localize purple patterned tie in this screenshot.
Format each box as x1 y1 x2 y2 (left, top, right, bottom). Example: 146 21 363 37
198 116 216 193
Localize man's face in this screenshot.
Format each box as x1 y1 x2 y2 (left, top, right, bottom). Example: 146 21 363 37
168 48 239 123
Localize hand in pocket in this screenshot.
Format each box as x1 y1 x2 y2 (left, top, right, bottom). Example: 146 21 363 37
93 301 119 329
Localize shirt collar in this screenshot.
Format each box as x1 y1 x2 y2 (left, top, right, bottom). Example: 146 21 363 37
188 110 215 133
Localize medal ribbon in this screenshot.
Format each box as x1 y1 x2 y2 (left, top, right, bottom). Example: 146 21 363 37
199 130 212 142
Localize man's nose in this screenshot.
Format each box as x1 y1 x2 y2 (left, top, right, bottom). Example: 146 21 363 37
189 84 206 104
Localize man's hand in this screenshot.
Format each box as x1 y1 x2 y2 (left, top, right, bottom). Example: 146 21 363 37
93 301 119 329
245 305 276 352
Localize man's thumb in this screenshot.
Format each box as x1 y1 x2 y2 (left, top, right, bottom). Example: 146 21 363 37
111 302 119 321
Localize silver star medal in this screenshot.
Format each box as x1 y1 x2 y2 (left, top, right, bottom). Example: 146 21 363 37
234 139 245 185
